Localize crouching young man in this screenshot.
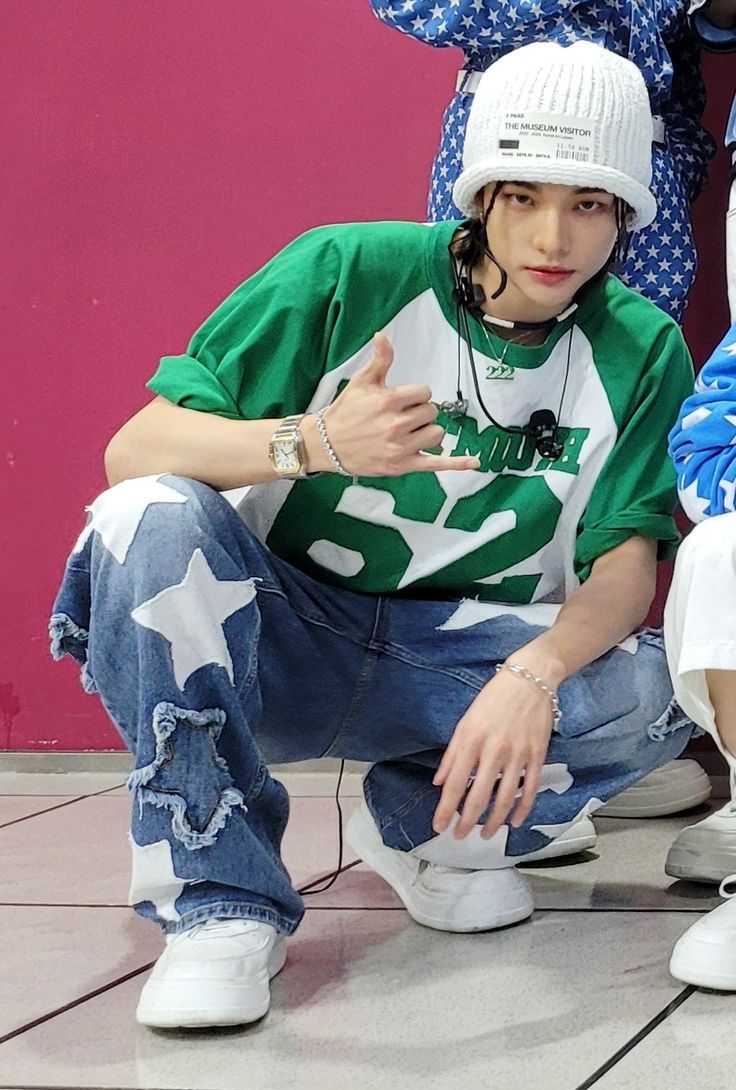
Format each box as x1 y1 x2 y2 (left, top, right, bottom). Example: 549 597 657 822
51 42 695 1029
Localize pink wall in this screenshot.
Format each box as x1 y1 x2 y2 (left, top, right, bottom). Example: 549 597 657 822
3 2 734 750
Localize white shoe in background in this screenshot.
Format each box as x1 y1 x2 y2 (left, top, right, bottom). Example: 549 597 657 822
598 760 711 818
666 768 736 883
670 875 736 990
666 800 736 884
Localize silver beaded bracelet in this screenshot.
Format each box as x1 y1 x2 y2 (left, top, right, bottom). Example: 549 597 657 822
315 409 350 477
495 662 562 729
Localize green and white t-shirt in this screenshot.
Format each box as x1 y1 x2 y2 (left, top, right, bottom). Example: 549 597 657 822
148 220 693 612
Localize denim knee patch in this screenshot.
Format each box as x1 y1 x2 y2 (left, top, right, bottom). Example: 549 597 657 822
128 702 247 851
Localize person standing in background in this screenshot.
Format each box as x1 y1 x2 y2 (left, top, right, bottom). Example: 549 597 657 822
663 14 736 990
369 0 721 323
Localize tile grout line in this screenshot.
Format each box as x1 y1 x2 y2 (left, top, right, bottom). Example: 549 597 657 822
0 1085 143 1090
298 859 361 895
0 902 132 908
572 986 697 1090
302 905 711 913
0 782 128 830
0 900 714 913
0 797 91 830
0 962 156 1047
0 893 704 1059
0 860 363 1048
534 905 713 913
0 784 714 1065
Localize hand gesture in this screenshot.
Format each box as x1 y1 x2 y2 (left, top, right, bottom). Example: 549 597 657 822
320 333 479 477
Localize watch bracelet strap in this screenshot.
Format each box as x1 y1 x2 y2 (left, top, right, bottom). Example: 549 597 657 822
271 413 308 478
272 413 305 439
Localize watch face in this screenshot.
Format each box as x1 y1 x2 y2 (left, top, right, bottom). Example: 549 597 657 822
272 439 300 473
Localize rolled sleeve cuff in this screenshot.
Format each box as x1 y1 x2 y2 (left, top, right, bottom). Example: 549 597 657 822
146 356 242 419
574 515 681 583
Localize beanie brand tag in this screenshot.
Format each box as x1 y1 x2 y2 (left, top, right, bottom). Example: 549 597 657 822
498 113 598 165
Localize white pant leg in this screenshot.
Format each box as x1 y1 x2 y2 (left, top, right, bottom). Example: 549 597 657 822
664 515 736 771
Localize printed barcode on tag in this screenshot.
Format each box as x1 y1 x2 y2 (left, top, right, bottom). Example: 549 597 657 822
556 150 589 160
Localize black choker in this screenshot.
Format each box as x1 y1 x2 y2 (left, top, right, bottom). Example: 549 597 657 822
481 303 578 332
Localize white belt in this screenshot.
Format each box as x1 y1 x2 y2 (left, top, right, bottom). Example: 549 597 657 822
455 68 667 144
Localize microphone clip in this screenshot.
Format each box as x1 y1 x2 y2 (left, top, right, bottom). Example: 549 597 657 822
439 397 469 419
528 409 564 460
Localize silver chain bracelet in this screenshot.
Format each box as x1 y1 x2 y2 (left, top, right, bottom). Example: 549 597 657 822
495 662 562 729
315 409 351 477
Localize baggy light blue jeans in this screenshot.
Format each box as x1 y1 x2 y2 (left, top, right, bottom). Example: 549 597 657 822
50 475 694 936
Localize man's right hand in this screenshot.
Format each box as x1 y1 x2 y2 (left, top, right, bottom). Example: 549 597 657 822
312 332 480 477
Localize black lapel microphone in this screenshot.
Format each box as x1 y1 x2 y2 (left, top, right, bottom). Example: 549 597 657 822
528 409 564 460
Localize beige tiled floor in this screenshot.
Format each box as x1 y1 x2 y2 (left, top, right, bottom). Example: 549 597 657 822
0 779 734 1089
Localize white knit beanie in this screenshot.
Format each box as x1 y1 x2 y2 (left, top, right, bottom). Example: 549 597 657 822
453 41 657 230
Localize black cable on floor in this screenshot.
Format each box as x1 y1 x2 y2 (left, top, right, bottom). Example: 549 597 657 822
298 759 347 897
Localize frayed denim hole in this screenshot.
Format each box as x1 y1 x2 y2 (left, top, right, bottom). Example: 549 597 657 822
635 626 665 652
49 612 97 692
647 696 695 742
127 702 247 851
48 612 88 662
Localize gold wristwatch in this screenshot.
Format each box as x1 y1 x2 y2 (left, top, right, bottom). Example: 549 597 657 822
268 414 308 479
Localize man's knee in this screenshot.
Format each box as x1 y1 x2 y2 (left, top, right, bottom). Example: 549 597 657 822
76 474 227 566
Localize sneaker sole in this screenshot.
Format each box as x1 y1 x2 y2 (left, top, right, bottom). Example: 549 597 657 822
598 772 712 819
670 950 736 991
346 804 533 933
136 934 287 1029
665 835 736 884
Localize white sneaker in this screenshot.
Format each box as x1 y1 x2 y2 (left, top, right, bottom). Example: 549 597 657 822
597 760 711 818
345 802 533 933
136 918 286 1029
665 798 736 883
670 875 736 990
515 816 597 863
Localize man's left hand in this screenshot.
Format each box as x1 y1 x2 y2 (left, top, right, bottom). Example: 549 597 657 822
432 668 555 840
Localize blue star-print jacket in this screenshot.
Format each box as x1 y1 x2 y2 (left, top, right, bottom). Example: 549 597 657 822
670 325 736 522
370 0 717 322
669 13 736 522
370 0 714 213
